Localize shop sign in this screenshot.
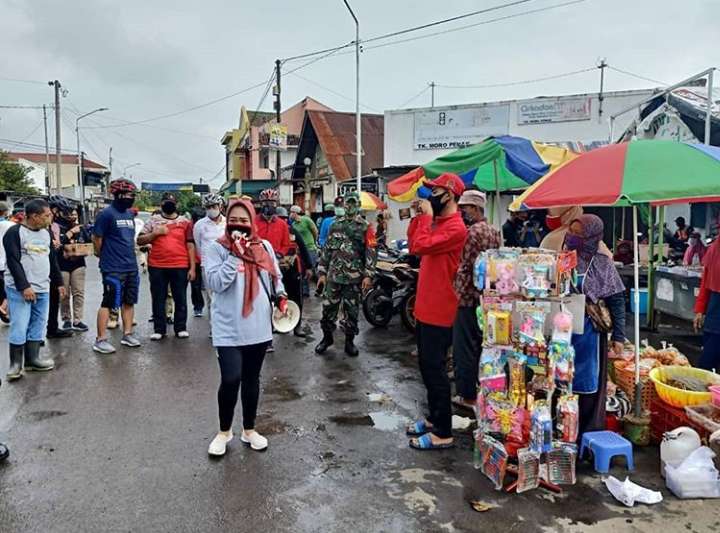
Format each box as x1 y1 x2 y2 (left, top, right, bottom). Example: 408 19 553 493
517 98 592 125
413 105 510 150
268 123 288 150
338 181 379 195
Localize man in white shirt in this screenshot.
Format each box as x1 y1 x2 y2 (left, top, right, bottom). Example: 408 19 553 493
192 194 226 319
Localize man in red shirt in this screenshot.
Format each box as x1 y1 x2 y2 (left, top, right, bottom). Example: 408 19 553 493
406 173 467 450
255 189 290 257
137 192 196 340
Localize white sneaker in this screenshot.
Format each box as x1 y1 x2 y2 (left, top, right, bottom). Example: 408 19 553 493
241 430 268 451
176 331 189 339
150 333 164 341
208 431 233 456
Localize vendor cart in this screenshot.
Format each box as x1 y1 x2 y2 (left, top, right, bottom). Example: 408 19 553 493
653 268 702 322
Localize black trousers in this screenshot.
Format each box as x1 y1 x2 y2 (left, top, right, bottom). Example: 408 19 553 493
216 343 269 431
416 321 454 438
281 265 303 327
148 267 188 334
190 261 204 312
47 280 61 333
452 305 482 400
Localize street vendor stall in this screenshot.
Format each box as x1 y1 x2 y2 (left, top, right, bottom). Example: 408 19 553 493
653 267 703 322
511 139 720 417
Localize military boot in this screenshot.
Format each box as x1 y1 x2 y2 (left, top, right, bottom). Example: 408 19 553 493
7 344 24 381
24 341 54 372
344 335 359 357
314 331 334 355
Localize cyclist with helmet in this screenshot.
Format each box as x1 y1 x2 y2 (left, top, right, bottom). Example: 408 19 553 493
255 189 290 257
92 179 142 354
46 195 73 339
193 193 226 320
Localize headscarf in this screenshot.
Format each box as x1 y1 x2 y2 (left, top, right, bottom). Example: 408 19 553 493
701 239 720 293
217 198 277 317
540 206 612 258
683 233 706 266
571 214 625 303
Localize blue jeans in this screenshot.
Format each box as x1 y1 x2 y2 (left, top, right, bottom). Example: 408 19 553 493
7 286 50 345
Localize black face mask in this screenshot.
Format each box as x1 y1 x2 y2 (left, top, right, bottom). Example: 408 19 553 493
161 201 177 215
429 193 449 217
262 205 276 217
461 211 475 227
113 197 134 211
227 224 252 238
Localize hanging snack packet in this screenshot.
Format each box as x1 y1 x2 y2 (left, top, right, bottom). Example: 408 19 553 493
508 355 527 408
557 394 579 443
481 435 509 490
547 442 578 485
529 400 553 454
516 448 541 493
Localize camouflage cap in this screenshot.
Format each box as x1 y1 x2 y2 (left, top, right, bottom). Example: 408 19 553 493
344 191 360 204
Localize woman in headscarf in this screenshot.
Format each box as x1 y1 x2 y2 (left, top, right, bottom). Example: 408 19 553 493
541 206 613 257
203 198 287 457
694 238 720 370
684 231 706 267
565 214 626 439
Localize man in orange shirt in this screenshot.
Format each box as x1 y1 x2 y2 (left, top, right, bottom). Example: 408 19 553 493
137 192 196 340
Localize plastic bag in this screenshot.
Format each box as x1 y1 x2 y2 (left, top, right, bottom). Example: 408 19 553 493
604 476 663 507
665 446 720 499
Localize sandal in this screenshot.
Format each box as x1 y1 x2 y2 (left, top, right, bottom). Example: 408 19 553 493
406 420 433 436
409 433 455 451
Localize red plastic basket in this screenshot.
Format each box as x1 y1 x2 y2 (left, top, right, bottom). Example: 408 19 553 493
649 397 711 444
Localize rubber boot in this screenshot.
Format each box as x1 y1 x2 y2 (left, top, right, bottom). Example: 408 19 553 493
24 341 54 372
7 344 24 381
344 335 359 357
314 331 334 355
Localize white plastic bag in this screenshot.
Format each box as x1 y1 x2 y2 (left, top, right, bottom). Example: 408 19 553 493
604 476 663 507
665 446 720 499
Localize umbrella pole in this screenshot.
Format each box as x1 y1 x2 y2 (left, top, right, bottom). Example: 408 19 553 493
493 159 502 236
647 206 655 329
632 205 643 416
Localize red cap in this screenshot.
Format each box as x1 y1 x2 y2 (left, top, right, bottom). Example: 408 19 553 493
424 173 465 197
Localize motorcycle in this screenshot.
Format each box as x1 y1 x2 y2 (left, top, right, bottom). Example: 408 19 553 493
362 255 418 333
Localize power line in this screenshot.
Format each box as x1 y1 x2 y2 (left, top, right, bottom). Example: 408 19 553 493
0 78 47 85
288 72 382 112
19 118 45 143
0 105 50 110
397 86 431 108
281 0 535 62
608 66 667 86
437 67 596 89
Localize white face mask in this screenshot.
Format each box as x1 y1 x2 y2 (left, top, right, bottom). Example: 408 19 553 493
206 208 221 219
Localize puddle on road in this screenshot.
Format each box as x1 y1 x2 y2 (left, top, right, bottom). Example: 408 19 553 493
329 414 373 427
328 411 408 431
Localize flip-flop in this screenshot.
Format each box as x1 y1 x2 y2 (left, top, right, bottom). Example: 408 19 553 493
409 433 455 451
406 420 433 436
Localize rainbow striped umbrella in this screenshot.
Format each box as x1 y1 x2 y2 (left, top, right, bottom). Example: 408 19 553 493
512 140 720 209
388 135 577 202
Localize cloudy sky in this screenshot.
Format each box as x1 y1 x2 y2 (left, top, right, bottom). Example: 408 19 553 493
0 0 717 186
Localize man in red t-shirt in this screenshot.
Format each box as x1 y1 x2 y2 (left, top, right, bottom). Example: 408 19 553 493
406 173 467 451
137 192 196 340
255 189 290 257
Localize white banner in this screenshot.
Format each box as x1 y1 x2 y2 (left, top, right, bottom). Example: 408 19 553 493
413 105 509 150
518 97 592 125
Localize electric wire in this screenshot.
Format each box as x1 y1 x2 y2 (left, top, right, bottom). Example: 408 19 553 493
437 66 596 89
608 66 667 87
397 86 431 109
288 71 382 112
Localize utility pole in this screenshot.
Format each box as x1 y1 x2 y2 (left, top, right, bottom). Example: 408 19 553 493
274 59 282 184
343 0 362 194
598 59 607 122
430 82 436 108
42 104 50 193
107 147 113 197
48 80 62 194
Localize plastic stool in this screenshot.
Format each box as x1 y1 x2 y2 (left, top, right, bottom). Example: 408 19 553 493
579 431 634 473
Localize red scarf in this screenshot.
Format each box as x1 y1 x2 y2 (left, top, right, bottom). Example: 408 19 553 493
702 239 720 293
217 199 277 317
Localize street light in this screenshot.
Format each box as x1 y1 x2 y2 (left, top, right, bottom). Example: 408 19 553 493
122 163 141 177
76 107 108 206
342 0 362 194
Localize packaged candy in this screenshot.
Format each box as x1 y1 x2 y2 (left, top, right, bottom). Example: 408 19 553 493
550 341 575 384
508 355 527 408
516 448 541 493
485 394 514 436
481 435 509 490
557 394 579 443
551 310 573 345
473 254 487 290
486 310 511 346
529 400 553 454
547 442 577 485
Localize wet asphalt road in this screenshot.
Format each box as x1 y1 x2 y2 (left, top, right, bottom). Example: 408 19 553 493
0 263 718 533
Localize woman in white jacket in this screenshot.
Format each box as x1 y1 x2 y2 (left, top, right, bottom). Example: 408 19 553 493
203 198 287 457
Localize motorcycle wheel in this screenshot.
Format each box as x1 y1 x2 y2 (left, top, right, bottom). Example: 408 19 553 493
400 293 416 334
362 288 393 327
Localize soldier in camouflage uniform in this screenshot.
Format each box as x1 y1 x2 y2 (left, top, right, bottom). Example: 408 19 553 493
315 192 377 356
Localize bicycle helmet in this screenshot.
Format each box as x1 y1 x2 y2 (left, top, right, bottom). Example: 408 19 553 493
109 178 137 196
48 194 72 214
202 193 225 208
258 189 279 202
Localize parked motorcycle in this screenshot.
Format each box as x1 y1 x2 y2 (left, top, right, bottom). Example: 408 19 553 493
362 255 418 333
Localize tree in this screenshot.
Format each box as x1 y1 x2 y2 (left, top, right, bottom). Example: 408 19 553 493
0 150 39 194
